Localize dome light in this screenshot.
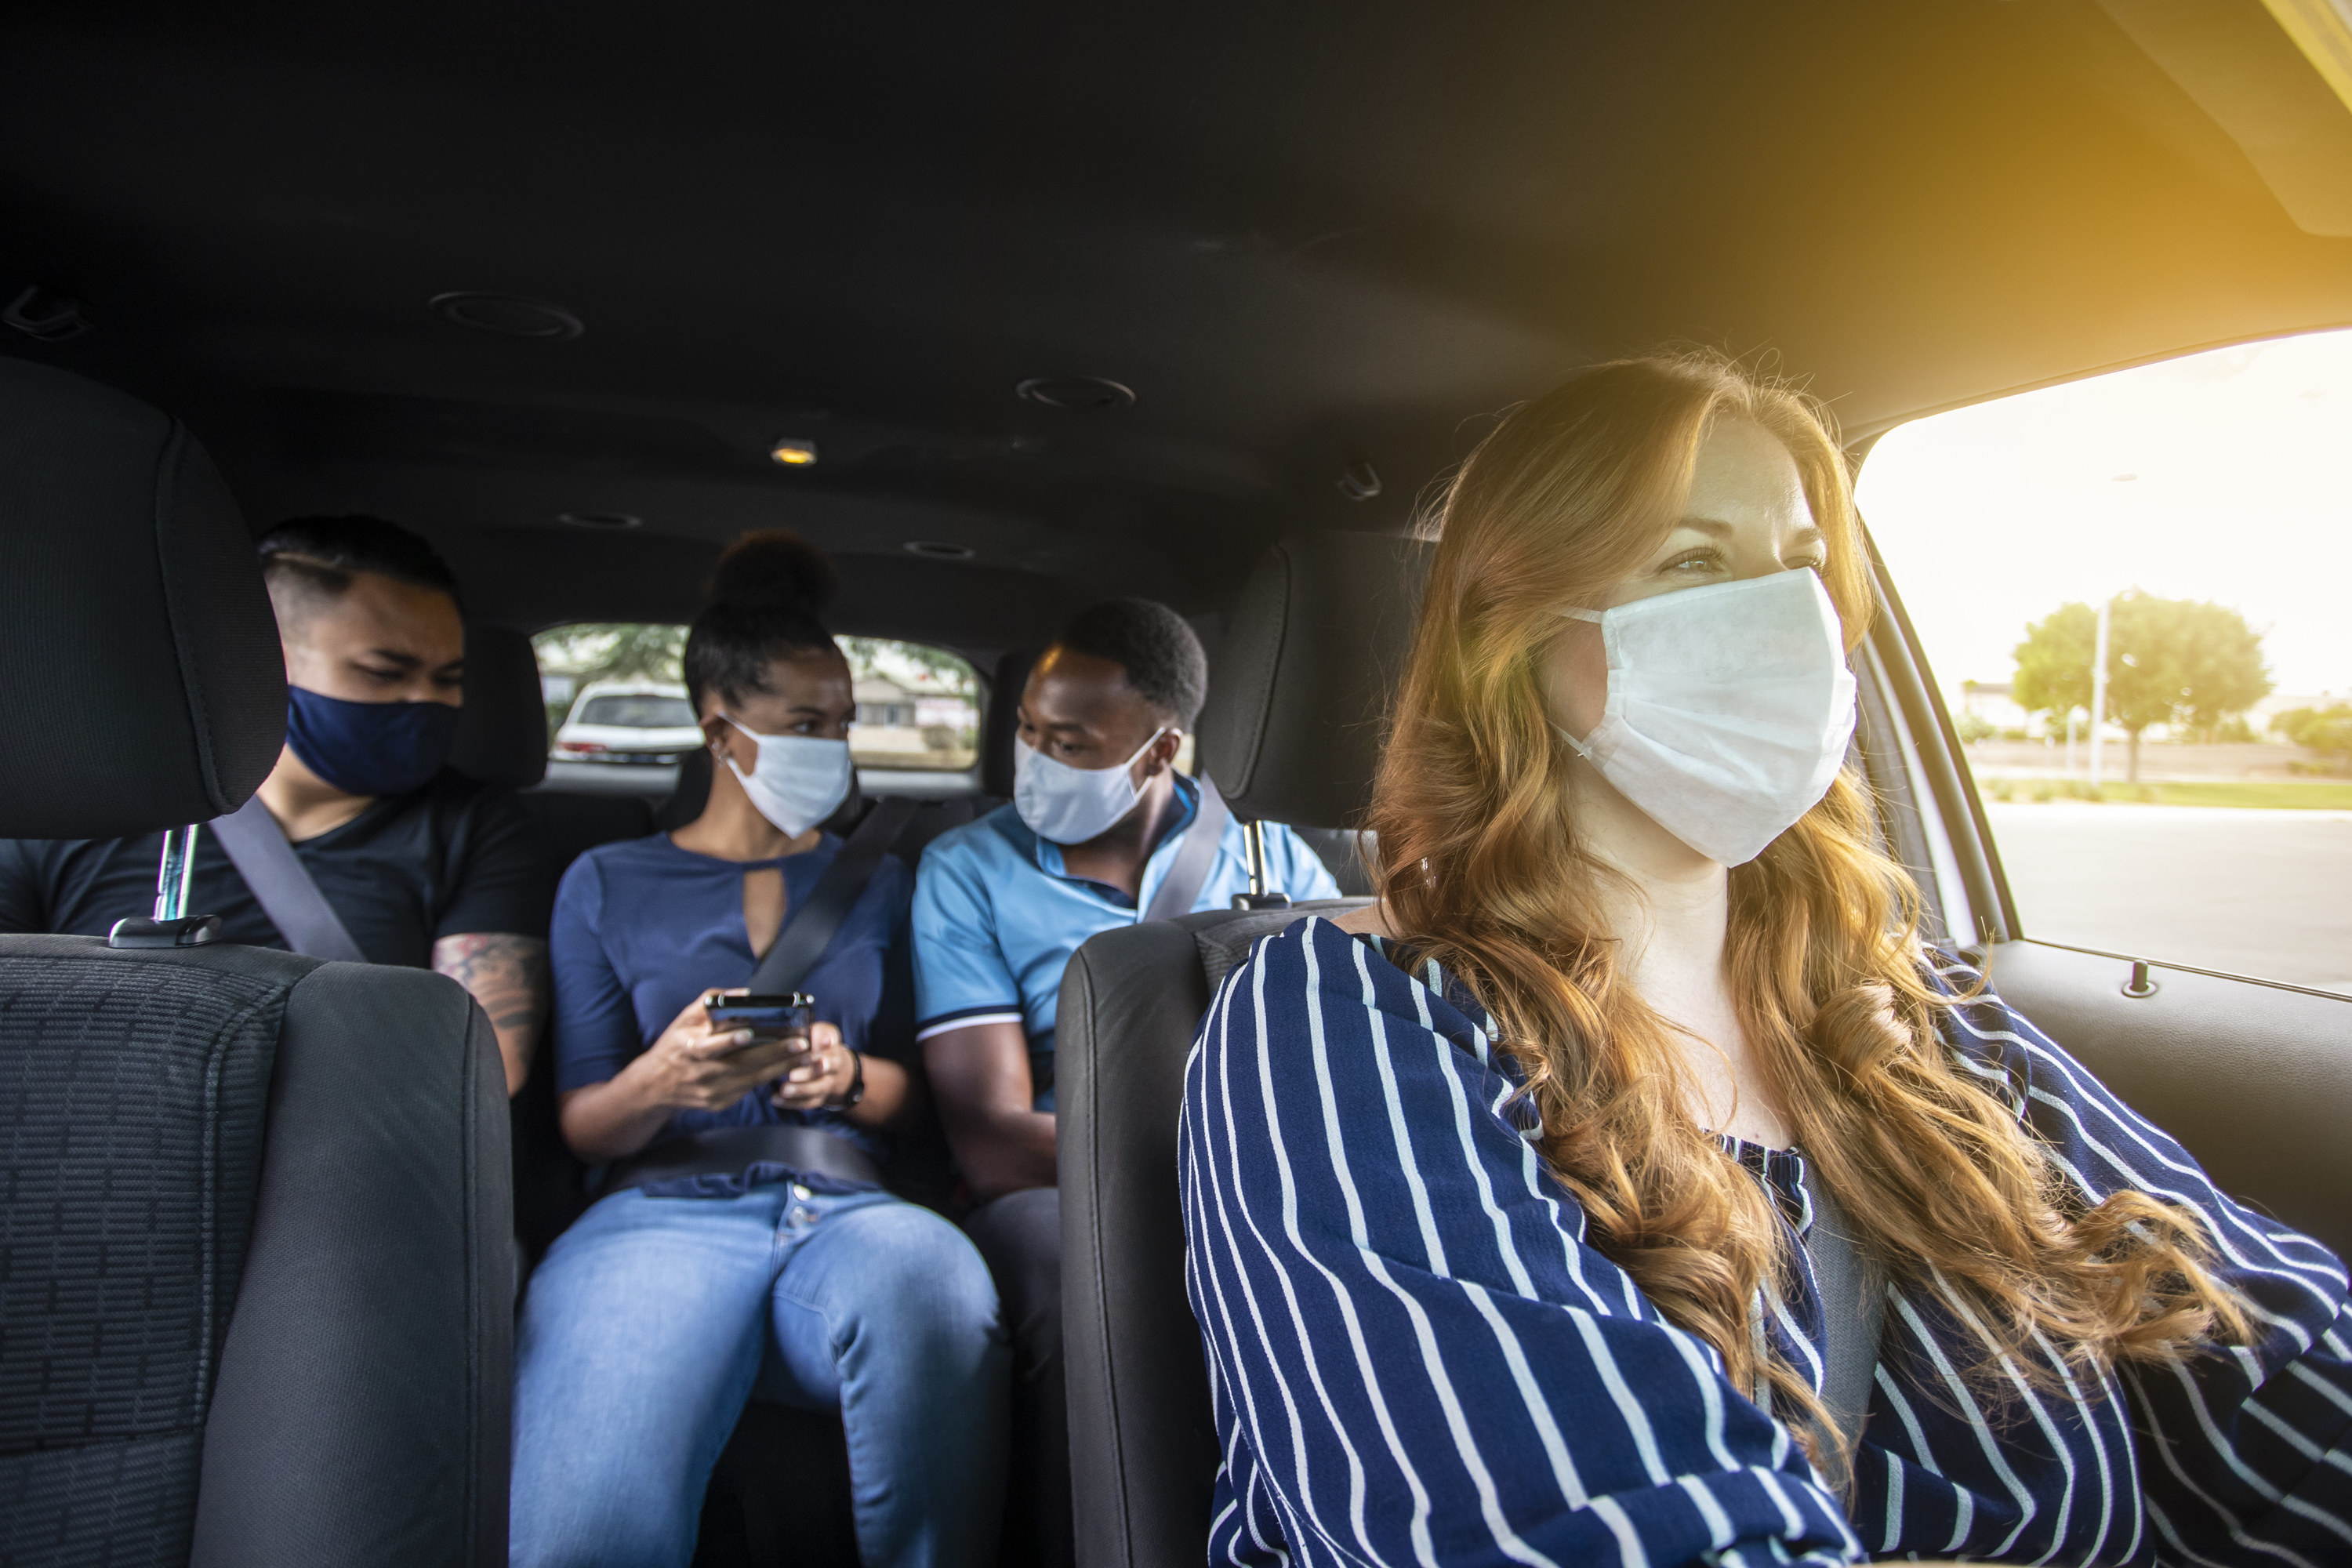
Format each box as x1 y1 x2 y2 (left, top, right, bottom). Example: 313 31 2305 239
770 438 819 466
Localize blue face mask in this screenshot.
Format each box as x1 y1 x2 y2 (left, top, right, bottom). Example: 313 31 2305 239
285 686 462 798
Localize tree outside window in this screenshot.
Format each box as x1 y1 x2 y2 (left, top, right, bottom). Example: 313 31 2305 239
2012 590 2274 781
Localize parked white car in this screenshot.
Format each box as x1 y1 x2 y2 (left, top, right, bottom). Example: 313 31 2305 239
550 681 701 764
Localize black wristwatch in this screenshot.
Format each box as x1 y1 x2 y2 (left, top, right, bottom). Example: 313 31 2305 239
831 1048 866 1109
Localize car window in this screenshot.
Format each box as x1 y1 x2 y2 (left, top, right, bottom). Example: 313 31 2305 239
577 694 698 728
533 624 688 746
839 637 979 774
1858 329 2352 996
532 624 980 775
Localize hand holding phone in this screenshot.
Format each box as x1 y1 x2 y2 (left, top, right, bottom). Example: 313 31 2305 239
636 990 817 1116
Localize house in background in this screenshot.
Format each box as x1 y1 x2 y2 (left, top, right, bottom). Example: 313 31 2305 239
854 675 916 731
853 674 979 768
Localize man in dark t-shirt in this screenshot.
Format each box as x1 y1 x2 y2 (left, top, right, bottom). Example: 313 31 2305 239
0 514 553 1094
0 774 543 970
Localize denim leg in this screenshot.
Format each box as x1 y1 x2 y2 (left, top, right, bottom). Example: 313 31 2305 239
762 1190 1010 1568
510 1187 787 1568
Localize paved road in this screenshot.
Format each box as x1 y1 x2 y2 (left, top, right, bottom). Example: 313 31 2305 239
1986 804 2352 996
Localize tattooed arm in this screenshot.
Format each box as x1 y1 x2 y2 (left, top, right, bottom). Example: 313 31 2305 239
433 931 550 1096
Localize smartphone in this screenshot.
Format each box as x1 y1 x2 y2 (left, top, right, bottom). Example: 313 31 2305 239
703 993 815 1056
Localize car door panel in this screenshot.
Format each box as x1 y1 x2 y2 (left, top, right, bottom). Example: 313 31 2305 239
1981 939 2352 1261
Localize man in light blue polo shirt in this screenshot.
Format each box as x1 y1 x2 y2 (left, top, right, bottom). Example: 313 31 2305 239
913 598 1336 1567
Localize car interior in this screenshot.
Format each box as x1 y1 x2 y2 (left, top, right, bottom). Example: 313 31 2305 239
4 3 2350 1565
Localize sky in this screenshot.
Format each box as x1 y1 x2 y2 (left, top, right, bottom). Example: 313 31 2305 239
1856 327 2352 709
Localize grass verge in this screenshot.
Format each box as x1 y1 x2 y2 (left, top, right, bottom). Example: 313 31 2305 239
1978 777 2352 809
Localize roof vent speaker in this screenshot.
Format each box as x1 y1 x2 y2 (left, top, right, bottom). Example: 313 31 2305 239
557 510 642 530
432 292 585 340
1016 376 1134 411
902 540 976 560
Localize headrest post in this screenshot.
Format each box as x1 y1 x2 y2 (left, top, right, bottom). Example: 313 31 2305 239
107 824 224 948
1229 820 1293 912
154 824 201 921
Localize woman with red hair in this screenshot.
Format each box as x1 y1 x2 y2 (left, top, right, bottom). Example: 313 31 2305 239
1181 355 2347 1566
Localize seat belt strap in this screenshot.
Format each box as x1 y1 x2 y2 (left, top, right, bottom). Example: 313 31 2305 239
748 795 920 995
1141 774 1232 924
205 794 368 963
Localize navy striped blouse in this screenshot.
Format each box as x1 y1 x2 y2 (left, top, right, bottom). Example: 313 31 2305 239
1179 917 2352 1566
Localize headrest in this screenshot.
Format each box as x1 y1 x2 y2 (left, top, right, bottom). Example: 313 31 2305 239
0 358 285 838
655 746 712 832
979 648 1039 798
450 623 550 788
1196 532 1432 829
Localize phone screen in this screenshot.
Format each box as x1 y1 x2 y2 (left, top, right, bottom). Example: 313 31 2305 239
704 993 814 1054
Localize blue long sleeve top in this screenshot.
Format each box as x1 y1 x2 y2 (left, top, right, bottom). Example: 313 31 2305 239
1180 917 2351 1566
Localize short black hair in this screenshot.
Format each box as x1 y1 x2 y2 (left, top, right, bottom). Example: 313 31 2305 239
684 530 841 713
256 514 463 615
1051 598 1208 728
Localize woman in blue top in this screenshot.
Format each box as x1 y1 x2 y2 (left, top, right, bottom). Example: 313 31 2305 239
511 532 1004 1568
1181 356 2350 1566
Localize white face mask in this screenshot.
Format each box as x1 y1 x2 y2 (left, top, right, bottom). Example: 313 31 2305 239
1552 568 1857 866
1013 728 1168 846
718 717 854 837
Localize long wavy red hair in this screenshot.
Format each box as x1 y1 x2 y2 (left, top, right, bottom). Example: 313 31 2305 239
1369 353 2245 1468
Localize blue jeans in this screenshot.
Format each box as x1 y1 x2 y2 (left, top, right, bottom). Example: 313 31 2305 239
510 1184 1007 1568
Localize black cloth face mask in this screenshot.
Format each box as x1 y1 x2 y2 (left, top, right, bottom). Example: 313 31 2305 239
284 686 461 797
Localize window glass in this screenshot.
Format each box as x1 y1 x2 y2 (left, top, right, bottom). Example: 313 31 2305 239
532 625 688 753
578 694 698 728
1857 330 2352 996
838 637 980 773
530 626 981 775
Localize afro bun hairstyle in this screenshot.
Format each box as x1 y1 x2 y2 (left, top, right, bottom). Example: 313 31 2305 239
706 528 837 615
684 529 843 713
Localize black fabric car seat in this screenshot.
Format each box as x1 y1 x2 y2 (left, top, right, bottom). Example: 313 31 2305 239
0 358 514 1568
979 646 1039 800
452 622 659 877
447 621 610 1269
450 621 554 793
1058 532 1430 1568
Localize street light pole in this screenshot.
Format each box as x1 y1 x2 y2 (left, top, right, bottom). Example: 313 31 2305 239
2088 594 2111 793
